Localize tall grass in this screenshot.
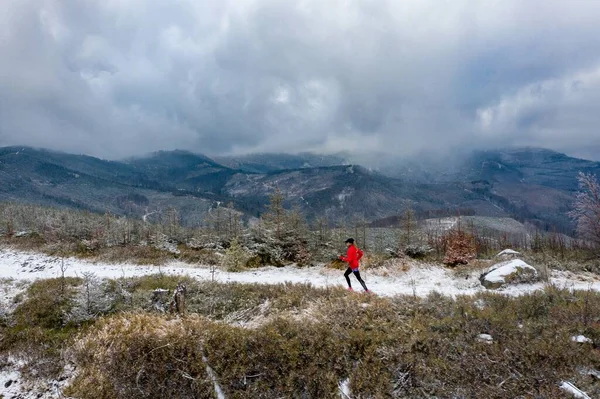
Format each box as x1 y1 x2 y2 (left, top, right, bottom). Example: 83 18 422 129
57 281 600 398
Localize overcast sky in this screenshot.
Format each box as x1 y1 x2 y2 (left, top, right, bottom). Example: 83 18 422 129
1 0 600 160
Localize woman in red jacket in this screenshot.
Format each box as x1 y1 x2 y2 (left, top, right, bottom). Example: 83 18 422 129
340 238 369 292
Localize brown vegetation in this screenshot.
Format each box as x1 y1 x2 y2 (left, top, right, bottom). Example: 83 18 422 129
443 228 477 266
60 283 600 399
3 275 600 398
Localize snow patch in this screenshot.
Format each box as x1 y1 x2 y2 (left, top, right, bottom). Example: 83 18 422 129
0 248 599 299
203 355 225 399
336 189 353 204
560 381 591 399
0 359 75 399
579 367 600 380
153 236 180 254
485 260 535 282
339 378 351 398
474 299 486 310
0 369 21 398
423 217 459 232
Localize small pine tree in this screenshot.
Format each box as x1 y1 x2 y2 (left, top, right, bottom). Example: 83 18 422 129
259 190 312 265
401 208 417 248
264 188 286 240
221 238 249 272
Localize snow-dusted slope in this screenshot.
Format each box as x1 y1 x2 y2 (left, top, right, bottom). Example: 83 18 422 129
1 248 599 298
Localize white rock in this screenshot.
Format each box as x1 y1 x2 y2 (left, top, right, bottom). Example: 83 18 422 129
579 367 600 380
477 334 493 344
571 335 593 344
480 259 538 289
496 249 520 257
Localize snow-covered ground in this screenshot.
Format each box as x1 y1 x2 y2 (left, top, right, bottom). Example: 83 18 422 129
1 248 599 298
0 357 75 399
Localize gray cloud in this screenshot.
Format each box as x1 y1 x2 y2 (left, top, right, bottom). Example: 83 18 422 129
1 0 600 159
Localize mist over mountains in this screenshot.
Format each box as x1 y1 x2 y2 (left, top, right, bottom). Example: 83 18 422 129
1 145 597 234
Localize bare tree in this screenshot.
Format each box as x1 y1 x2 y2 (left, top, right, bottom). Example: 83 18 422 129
401 208 417 248
264 188 285 241
568 172 600 250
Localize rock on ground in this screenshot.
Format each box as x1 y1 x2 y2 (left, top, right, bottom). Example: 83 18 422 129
480 259 539 289
571 335 593 344
496 249 521 258
477 334 494 344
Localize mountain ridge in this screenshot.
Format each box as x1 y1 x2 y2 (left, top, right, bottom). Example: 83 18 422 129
1 145 596 232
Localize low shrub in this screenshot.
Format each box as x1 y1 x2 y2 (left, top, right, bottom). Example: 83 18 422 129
66 287 600 398
361 253 394 269
94 245 172 265
404 244 432 259
124 274 197 293
67 314 214 399
177 245 221 265
443 230 477 266
1 277 83 378
325 258 346 270
221 238 249 272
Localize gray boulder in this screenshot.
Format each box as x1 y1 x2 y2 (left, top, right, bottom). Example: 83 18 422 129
480 259 539 289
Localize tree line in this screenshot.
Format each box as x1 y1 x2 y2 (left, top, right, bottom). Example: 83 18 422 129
1 173 599 268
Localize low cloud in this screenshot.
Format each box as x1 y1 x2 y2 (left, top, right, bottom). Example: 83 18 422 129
0 0 599 159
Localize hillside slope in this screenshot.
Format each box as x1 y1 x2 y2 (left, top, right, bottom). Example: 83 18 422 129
0 147 213 225
0 146 593 230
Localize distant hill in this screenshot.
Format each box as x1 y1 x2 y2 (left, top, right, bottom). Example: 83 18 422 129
213 152 348 174
445 148 600 231
0 146 595 232
0 147 214 225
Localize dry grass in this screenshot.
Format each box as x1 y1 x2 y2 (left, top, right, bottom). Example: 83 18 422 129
67 314 215 399
0 277 83 378
361 253 396 269
524 251 600 275
64 282 600 398
3 274 600 398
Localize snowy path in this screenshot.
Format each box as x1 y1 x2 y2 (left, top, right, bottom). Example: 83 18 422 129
1 248 599 298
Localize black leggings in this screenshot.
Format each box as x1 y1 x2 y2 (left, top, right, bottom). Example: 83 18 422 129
344 268 368 291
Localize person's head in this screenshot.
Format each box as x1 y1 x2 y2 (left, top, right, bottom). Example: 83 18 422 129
345 238 355 247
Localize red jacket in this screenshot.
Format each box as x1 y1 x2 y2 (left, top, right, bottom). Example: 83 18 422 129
340 244 364 270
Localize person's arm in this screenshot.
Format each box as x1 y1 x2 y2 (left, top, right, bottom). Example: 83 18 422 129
339 250 348 262
340 247 355 263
